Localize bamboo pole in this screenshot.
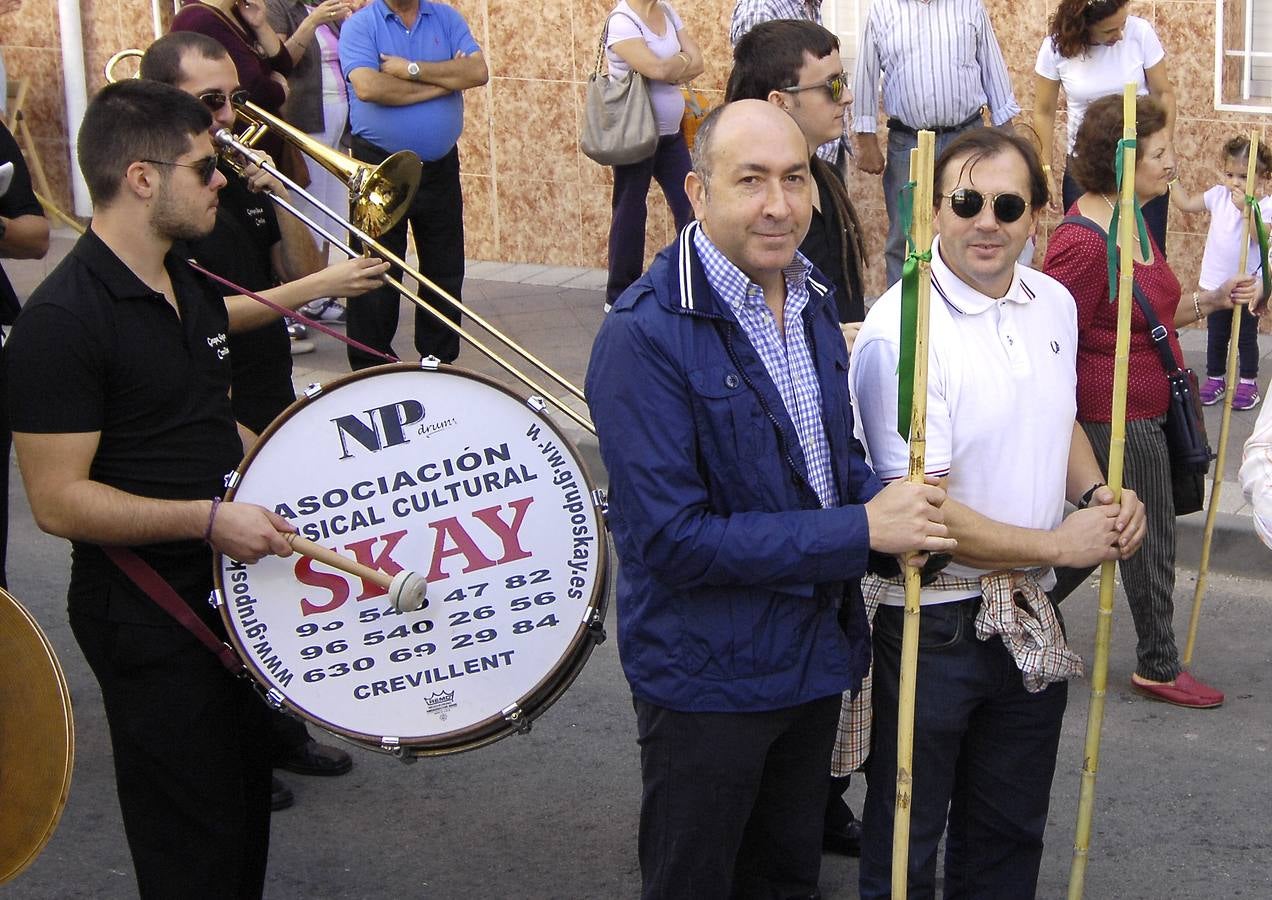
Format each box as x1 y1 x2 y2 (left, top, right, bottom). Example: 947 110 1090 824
1068 84 1138 900
891 130 935 899
1183 131 1261 665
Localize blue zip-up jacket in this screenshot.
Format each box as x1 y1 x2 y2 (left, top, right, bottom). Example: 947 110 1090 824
585 224 882 712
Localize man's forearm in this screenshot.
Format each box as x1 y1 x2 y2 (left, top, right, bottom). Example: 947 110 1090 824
941 497 1059 571
225 273 329 332
28 475 209 547
0 213 50 259
351 69 451 106
273 205 324 283
1065 422 1106 505
408 55 488 91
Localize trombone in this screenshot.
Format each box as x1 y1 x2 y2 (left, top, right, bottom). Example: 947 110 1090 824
104 49 595 435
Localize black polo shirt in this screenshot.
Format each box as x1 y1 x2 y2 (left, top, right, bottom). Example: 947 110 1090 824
5 228 243 625
0 121 44 325
188 163 294 434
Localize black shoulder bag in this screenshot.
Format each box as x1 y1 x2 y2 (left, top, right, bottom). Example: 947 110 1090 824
1060 215 1213 515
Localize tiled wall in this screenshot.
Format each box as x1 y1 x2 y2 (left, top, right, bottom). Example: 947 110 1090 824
6 0 1266 300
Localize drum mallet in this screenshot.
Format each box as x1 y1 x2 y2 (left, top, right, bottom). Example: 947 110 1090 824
283 534 428 613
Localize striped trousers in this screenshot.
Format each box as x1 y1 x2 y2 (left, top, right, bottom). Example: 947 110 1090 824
1053 417 1182 681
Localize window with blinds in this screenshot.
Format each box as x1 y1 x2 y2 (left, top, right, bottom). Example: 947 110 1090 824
1216 0 1272 111
823 0 865 75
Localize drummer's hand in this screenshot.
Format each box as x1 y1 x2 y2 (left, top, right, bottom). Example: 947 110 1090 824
209 501 295 563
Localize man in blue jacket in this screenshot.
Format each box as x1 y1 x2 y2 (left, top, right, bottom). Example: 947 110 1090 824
585 99 955 900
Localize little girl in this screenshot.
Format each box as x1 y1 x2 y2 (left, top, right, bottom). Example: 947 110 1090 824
1170 136 1271 410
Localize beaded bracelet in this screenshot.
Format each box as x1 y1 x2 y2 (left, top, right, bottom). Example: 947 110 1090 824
205 496 223 543
1192 290 1204 323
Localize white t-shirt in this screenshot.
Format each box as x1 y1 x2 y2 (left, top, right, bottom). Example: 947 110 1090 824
850 237 1079 605
1035 16 1165 157
605 1 686 136
1198 184 1272 290
1240 395 1272 549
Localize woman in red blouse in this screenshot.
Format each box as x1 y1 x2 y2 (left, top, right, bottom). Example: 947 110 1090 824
1043 95 1257 709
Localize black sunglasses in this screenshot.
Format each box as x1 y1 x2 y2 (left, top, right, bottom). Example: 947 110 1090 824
141 155 220 186
941 188 1029 223
779 72 846 103
197 89 250 112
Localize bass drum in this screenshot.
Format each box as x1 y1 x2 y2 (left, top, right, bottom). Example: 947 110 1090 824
0 588 74 884
213 363 608 756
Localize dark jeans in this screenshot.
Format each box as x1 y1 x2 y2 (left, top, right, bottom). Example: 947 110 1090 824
634 694 840 900
607 132 693 306
348 137 464 369
1206 305 1261 379
71 612 273 899
860 600 1069 900
1062 160 1169 256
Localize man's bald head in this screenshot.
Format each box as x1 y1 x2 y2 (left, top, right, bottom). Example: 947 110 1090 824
690 99 808 193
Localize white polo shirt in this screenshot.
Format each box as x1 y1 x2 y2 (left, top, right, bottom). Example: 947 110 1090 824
850 236 1079 605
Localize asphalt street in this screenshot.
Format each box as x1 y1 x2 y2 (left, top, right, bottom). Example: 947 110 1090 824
3 253 1271 898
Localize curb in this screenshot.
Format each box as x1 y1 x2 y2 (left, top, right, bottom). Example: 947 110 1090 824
1175 507 1270 579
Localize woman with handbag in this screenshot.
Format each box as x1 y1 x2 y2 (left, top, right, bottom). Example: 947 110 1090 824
602 0 703 310
1042 94 1257 709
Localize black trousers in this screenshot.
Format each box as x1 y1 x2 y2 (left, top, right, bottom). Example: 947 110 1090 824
634 694 840 900
71 612 273 899
347 137 464 370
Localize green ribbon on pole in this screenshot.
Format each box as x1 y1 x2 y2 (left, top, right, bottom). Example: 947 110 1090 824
1105 138 1151 302
1245 194 1272 302
896 180 930 440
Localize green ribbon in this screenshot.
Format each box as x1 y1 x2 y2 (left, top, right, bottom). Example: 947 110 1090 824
1246 194 1272 302
1105 138 1151 302
896 180 930 440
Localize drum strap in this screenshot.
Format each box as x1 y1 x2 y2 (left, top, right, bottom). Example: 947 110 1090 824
104 547 247 677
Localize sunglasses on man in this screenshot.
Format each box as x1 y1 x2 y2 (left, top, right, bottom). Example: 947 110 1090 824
779 72 847 103
140 155 221 186
940 188 1029 223
197 88 250 112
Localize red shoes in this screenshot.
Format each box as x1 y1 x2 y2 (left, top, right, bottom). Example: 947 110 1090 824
1130 671 1225 709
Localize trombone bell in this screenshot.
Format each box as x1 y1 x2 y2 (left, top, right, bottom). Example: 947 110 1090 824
238 101 421 238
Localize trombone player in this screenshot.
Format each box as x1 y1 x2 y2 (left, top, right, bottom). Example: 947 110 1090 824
139 31 387 807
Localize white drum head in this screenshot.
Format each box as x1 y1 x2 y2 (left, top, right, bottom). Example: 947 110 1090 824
214 364 608 755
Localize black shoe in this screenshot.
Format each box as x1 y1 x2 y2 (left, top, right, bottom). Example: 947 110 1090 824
275 739 353 776
822 818 862 857
271 775 294 811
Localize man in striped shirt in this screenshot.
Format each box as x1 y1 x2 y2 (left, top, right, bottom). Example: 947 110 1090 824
851 0 1020 287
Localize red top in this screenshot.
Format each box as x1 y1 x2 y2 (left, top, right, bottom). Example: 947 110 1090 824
172 3 294 116
1042 210 1183 423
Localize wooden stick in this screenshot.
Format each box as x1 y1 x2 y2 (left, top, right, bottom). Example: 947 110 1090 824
284 533 393 590
1068 83 1138 900
891 130 935 899
1184 131 1261 665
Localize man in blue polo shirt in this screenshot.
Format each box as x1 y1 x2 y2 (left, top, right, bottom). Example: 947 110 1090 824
339 0 488 369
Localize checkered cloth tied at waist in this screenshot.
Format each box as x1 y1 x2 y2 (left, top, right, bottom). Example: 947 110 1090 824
832 568 1083 777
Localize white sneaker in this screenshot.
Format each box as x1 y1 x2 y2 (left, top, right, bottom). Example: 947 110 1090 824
300 298 347 324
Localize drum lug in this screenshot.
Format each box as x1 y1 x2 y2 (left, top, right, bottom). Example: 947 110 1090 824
419 355 441 371
208 588 224 610
501 702 532 735
380 736 416 763
224 469 240 490
265 688 286 710
585 606 607 644
591 489 608 517
526 395 548 415
303 382 324 399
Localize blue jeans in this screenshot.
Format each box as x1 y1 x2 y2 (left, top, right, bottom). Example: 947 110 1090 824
883 125 981 287
607 132 693 306
860 599 1069 899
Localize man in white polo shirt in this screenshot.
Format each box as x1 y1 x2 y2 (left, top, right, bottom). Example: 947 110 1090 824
847 128 1146 898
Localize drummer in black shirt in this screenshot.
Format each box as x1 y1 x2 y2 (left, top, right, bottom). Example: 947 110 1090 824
142 32 390 798
725 18 869 859
6 79 297 899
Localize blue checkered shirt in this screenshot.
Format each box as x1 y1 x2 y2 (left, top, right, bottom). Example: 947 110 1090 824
693 227 840 509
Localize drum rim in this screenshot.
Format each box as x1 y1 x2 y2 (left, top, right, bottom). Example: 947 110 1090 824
0 587 74 884
213 361 609 755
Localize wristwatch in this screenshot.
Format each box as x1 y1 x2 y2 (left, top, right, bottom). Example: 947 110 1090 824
406 61 420 81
